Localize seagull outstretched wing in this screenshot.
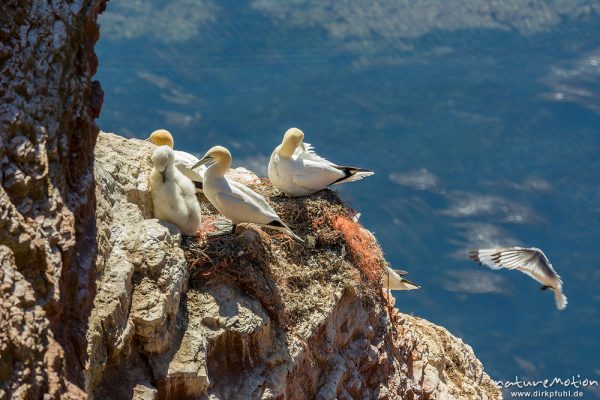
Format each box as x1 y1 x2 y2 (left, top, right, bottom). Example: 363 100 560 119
468 247 567 310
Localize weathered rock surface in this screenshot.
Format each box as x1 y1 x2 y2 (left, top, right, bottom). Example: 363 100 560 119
0 1 105 398
87 132 501 400
0 1 500 398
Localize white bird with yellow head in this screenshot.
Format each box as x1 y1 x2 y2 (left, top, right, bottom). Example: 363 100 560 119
193 145 303 241
268 127 374 197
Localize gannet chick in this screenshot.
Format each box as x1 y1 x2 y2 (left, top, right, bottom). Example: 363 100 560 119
268 128 374 197
382 266 420 290
193 146 303 241
469 247 567 310
147 129 205 193
150 146 202 236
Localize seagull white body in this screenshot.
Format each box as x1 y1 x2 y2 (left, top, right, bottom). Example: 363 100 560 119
469 247 567 310
382 266 420 291
195 146 303 241
268 128 374 197
147 129 206 193
150 146 202 236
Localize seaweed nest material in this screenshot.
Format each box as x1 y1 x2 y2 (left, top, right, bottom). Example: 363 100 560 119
182 179 388 332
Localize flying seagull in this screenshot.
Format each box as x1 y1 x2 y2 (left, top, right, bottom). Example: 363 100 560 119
468 247 567 310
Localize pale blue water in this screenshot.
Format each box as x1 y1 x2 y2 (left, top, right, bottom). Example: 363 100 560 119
96 1 600 396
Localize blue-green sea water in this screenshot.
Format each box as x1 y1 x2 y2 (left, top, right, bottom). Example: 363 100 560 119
96 1 600 396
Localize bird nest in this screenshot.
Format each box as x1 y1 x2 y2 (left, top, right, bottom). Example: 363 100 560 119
182 178 387 330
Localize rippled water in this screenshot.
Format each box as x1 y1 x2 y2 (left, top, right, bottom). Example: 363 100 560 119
96 1 600 394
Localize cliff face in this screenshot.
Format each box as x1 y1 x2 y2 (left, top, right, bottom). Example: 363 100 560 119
0 2 500 397
87 132 501 400
0 1 105 398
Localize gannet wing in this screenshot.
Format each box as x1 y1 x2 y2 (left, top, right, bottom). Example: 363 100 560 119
290 160 347 191
214 184 302 241
294 142 331 163
291 143 373 186
212 190 279 226
228 180 276 213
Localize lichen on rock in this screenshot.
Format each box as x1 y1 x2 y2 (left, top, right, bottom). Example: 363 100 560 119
87 131 501 400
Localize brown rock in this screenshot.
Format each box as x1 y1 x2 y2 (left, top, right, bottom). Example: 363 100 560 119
0 0 106 397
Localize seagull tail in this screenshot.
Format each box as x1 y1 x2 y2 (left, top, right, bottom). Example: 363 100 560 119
554 290 568 310
264 220 304 242
332 166 374 185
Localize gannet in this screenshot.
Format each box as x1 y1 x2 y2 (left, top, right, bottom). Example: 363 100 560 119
469 247 567 310
382 266 420 290
147 129 206 193
150 146 202 236
193 146 303 241
268 128 374 197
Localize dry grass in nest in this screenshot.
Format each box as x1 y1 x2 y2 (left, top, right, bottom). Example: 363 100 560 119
182 181 386 331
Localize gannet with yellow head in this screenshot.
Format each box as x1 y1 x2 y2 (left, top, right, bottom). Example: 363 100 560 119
150 145 202 236
193 145 302 241
268 127 374 197
147 129 206 193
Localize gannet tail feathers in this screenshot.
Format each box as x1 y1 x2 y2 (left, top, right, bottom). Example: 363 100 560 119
332 166 375 185
383 266 420 290
393 277 421 290
554 290 568 310
264 220 304 242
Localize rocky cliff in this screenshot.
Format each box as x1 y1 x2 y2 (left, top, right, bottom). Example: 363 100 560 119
87 132 501 400
0 1 500 397
0 1 105 398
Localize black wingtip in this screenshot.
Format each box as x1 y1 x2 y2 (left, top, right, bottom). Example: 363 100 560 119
402 277 421 289
193 181 203 190
467 249 481 264
267 220 286 228
330 166 373 184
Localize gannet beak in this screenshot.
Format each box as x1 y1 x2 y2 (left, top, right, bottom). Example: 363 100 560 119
192 155 213 169
145 137 152 142
300 141 306 151
160 169 166 182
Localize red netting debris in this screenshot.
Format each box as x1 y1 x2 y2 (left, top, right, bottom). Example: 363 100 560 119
330 214 384 283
